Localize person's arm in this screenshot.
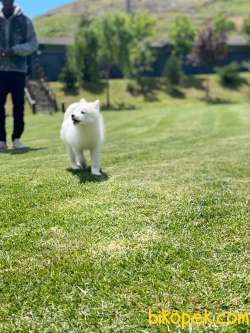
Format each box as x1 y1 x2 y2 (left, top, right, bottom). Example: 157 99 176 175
11 17 38 56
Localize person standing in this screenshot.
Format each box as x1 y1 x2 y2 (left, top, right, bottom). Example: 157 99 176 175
0 0 38 150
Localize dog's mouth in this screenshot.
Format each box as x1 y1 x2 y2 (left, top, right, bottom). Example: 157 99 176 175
73 119 80 125
72 115 80 125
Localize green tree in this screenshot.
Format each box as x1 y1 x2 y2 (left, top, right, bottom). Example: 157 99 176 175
214 15 235 34
168 16 196 59
129 12 157 93
59 46 78 93
61 12 157 105
93 13 133 107
217 63 241 88
130 11 156 42
164 52 183 87
74 26 100 84
130 42 155 94
242 16 250 39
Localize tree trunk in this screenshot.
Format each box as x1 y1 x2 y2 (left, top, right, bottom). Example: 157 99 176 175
105 67 111 109
106 78 110 109
203 78 210 101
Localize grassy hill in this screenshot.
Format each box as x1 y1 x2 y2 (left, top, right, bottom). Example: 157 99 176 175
1 76 250 332
34 0 250 38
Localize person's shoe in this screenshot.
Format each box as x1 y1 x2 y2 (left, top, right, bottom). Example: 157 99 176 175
0 141 7 151
12 139 28 150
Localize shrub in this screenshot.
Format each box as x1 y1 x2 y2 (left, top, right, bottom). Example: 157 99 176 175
59 63 78 93
168 15 196 59
164 53 183 86
242 16 250 37
127 82 138 95
214 15 235 34
59 46 78 93
74 27 100 84
217 63 241 87
130 43 155 93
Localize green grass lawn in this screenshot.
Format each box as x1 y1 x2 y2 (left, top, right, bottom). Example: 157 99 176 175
1 79 250 332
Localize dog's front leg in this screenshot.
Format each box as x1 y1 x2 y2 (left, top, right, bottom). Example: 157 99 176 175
75 150 87 169
66 145 79 170
90 146 101 176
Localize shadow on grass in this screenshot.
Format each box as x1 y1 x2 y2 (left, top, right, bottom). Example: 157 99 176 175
63 88 79 96
63 81 106 96
200 97 234 105
102 102 136 111
0 147 47 155
67 167 109 184
161 80 186 99
82 81 106 94
220 77 249 90
143 91 159 102
128 78 160 102
182 76 205 90
167 87 186 99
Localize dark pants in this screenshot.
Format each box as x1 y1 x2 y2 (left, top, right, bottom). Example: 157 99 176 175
0 71 26 142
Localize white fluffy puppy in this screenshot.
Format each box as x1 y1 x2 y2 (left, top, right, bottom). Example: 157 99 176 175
61 98 104 176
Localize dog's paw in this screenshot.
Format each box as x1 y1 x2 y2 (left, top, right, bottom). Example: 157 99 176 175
91 167 102 176
78 162 87 170
71 164 81 170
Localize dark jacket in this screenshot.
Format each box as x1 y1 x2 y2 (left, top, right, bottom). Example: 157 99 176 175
0 5 38 73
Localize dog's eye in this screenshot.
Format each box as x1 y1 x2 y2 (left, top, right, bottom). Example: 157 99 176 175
81 111 85 115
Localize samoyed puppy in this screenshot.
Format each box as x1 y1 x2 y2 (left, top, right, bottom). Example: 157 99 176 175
61 98 104 176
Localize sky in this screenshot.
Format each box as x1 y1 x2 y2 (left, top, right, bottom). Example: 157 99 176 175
16 0 74 18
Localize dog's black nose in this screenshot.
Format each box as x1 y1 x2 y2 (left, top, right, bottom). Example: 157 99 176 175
71 114 75 120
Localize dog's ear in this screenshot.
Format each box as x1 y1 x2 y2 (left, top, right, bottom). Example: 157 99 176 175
80 98 86 104
93 100 100 111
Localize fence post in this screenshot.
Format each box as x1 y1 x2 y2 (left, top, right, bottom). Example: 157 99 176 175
32 102 36 114
61 102 65 113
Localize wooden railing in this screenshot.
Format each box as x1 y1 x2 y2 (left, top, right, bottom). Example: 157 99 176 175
24 87 36 114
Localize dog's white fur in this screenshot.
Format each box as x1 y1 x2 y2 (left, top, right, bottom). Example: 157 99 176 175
61 98 104 176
